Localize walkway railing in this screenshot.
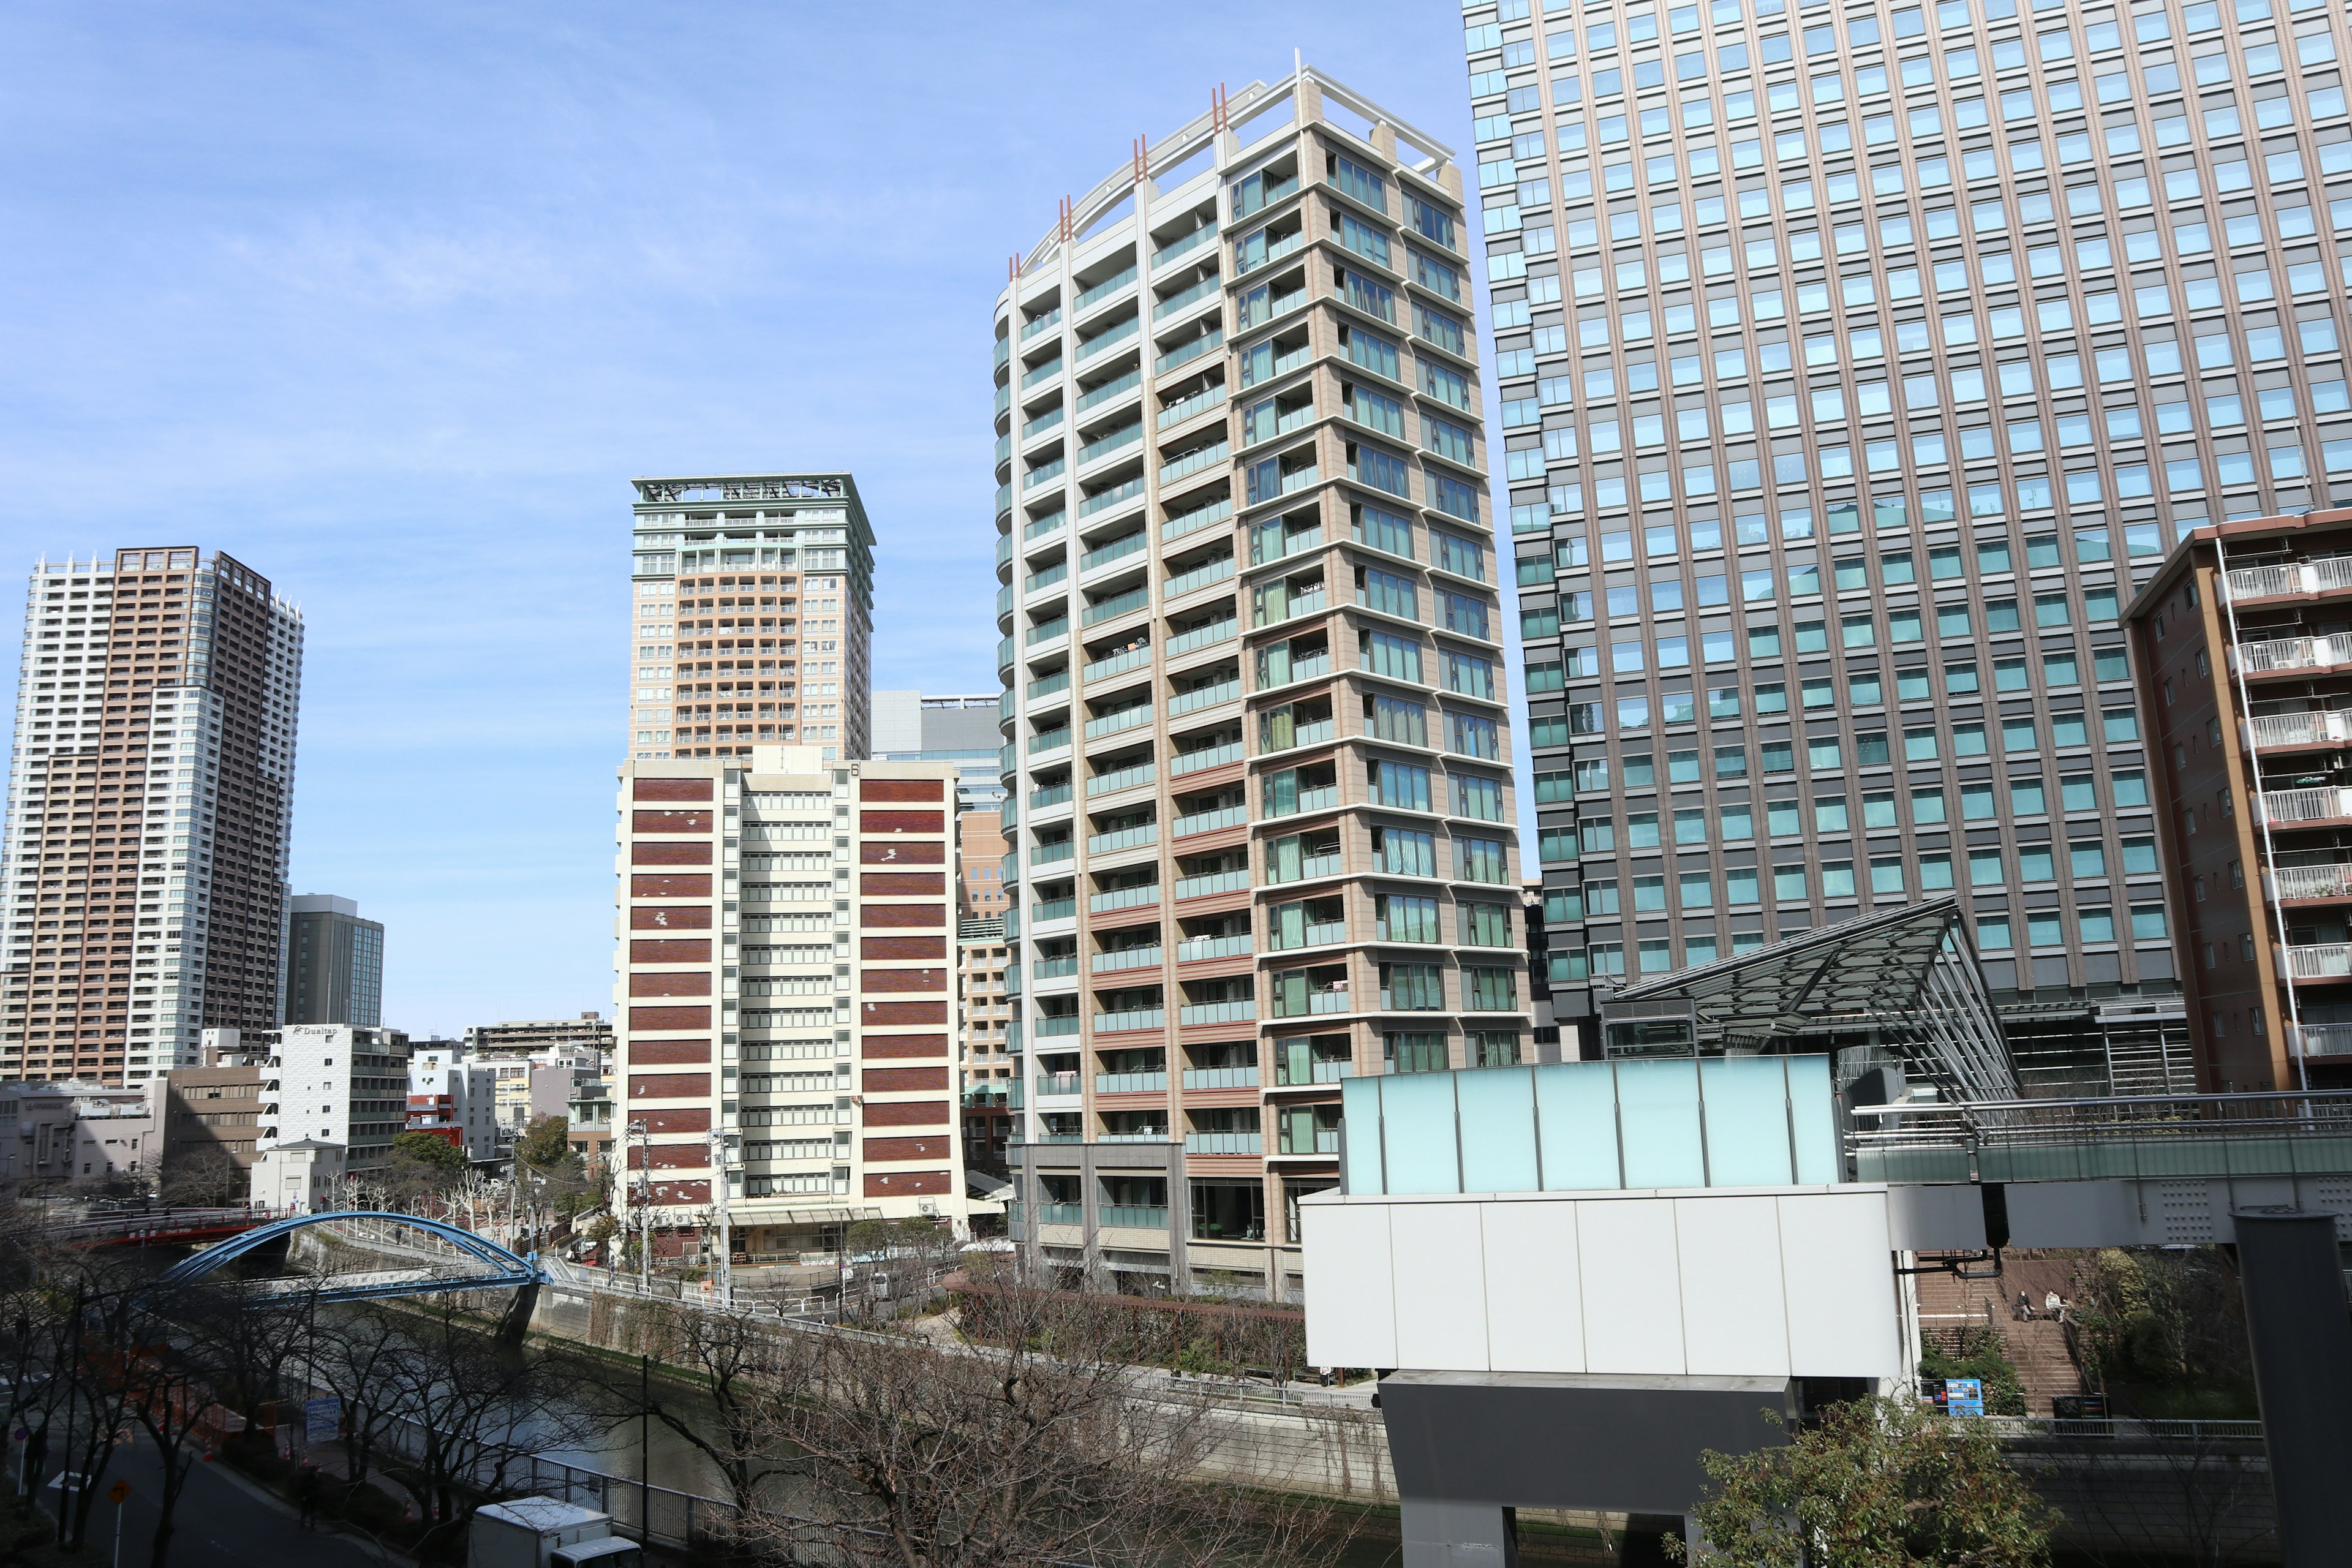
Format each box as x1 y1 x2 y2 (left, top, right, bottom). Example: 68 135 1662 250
1849 1088 2352 1183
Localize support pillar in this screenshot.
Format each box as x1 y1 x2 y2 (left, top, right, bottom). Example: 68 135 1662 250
1399 1498 1517 1568
2233 1208 2352 1568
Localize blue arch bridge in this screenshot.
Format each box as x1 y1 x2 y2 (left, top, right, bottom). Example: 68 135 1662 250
151 1210 546 1330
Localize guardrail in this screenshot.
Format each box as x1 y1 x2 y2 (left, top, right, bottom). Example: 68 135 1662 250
1849 1088 2352 1183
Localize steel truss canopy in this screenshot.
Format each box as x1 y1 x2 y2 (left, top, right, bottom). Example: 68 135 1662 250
1599 896 2019 1102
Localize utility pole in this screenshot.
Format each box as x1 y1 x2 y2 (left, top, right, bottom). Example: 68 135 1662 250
628 1119 652 1292
706 1128 732 1308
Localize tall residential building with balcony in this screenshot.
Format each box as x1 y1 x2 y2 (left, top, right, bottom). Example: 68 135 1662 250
993 68 1527 1302
1472 0 2352 1080
2127 507 2352 1091
612 750 971 1262
628 474 875 764
2 547 303 1086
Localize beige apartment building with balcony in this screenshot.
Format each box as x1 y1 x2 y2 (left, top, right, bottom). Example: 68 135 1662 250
992 67 1529 1300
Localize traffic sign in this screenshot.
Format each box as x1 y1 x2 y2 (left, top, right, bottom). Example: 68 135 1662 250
107 1480 129 1504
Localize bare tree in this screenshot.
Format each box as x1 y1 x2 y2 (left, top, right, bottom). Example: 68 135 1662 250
737 1276 1344 1568
596 1300 812 1516
156 1148 244 1209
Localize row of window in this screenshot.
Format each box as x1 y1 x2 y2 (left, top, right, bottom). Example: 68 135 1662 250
1529 524 2169 590
1552 780 2152 858
1560 837 2158 919
1535 699 2141 753
1555 902 2172 980
1528 587 2124 658
1547 751 2146 808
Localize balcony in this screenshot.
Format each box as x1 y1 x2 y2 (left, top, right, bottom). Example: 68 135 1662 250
1080 475 1147 518
1277 1127 1341 1155
1093 1008 1167 1034
1177 932 1253 960
1164 557 1237 600
1175 869 1250 899
1083 586 1150 628
1078 421 1145 469
2282 943 2352 980
1076 264 1139 314
1028 728 1072 755
1158 384 1227 429
2259 787 2352 827
2247 711 2352 750
2225 557 2352 603
1024 510 1068 541
1275 1058 1351 1087
1171 738 1246 775
1091 946 1164 973
1163 497 1235 544
1180 999 1257 1025
1087 761 1156 796
2271 862 2352 902
1033 954 1079 978
1076 367 1142 415
1186 1131 1264 1155
1088 823 1158 854
1032 840 1074 865
1084 706 1150 741
1075 314 1140 363
1173 805 1248 837
1096 1069 1169 1093
1020 307 1063 342
2233 632 2352 676
1152 223 1218 270
1030 782 1073 810
1036 1072 1083 1097
1183 1066 1260 1090
1099 1205 1170 1229
1084 646 1150 685
1037 1013 1082 1036
1166 617 1239 658
1155 328 1223 375
1264 784 1340 819
2293 1023 2352 1056
1153 273 1221 322
1080 530 1148 575
1161 439 1231 486
1091 882 1163 913
1035 1202 1084 1226
1033 899 1077 923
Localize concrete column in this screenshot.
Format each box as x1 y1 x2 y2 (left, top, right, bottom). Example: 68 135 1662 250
1399 1498 1517 1568
2233 1207 2352 1568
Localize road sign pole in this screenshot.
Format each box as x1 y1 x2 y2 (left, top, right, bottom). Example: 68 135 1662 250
107 1479 129 1568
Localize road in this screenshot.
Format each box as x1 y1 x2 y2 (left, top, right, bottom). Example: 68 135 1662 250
39 1433 390 1568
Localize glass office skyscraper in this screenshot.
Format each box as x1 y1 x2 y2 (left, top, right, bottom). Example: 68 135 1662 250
1468 0 2352 1082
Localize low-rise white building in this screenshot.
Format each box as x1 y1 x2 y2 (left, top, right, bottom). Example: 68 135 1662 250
409 1044 500 1161
0 1082 160 1186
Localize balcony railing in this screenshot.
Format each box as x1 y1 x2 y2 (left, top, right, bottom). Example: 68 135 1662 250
1078 421 1145 469
1091 946 1164 973
1030 782 1072 809
1033 899 1077 923
1090 883 1163 913
1172 738 1246 775
1084 706 1150 740
2247 711 2352 749
1276 1058 1352 1086
1177 933 1253 960
1185 1131 1264 1155
1036 1072 1082 1096
1031 840 1074 864
1152 223 1218 270
1099 1205 1169 1229
1093 1008 1167 1033
1183 1066 1261 1090
1175 869 1250 899
1076 366 1142 415
1155 328 1223 375
1075 314 1140 362
2225 557 2352 602
1180 999 1257 1025
1173 805 1248 837
1088 824 1158 854
1036 1013 1082 1035
1033 955 1079 978
1083 587 1150 627
1020 307 1063 342
1080 475 1147 517
2233 631 2352 674
1166 617 1239 658
2294 1023 2352 1056
1087 762 1156 796
1168 678 1242 716
1075 264 1139 314
2260 787 2352 826
1158 385 1228 429
1024 510 1067 541
1084 647 1150 684
1022 356 1063 389
1164 557 1237 599
1095 1069 1169 1093
1160 439 1231 485
1277 1128 1341 1155
2282 943 2352 979
1153 272 1222 321
1080 531 1147 574
2271 862 2352 901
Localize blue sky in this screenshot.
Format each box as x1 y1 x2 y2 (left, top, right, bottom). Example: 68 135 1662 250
0 1 1507 1037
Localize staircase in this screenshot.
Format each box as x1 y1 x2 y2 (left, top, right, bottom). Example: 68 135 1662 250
1913 1259 2085 1414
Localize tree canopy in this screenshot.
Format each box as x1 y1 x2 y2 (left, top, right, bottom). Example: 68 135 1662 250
514 1114 572 1173
388 1129 469 1180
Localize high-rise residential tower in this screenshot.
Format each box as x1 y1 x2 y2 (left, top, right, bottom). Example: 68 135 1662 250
1469 0 2352 1076
628 474 876 764
995 67 1527 1300
2 547 303 1085
284 893 383 1027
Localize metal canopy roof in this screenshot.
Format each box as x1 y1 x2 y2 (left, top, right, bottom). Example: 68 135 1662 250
1602 897 2019 1101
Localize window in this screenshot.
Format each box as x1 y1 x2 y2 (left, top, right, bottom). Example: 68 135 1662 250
1455 836 1509 883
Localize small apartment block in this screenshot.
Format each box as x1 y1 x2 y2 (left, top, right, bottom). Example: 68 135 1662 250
2129 506 2352 1090
613 749 971 1262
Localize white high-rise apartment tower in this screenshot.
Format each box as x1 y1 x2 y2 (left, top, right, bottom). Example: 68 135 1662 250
994 67 1529 1300
2 546 303 1084
1472 0 2352 1080
628 474 876 764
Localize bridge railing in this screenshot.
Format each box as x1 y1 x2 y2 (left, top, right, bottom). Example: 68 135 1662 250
1849 1088 2352 1183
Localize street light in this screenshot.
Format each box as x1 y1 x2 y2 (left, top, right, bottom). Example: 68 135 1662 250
705 1127 736 1308
627 1118 652 1293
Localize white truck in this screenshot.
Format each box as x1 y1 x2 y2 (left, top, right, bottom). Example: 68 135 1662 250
467 1498 644 1568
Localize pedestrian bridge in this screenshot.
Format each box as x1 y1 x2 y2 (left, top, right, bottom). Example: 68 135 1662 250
152 1210 545 1306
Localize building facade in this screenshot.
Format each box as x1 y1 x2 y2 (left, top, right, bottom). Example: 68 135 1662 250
612 750 971 1261
284 893 383 1027
1 546 303 1085
462 1013 612 1058
872 692 1011 807
1463 0 2352 1063
156 1063 266 1188
958 914 1016 1179
251 1023 410 1175
408 1042 501 1161
628 473 876 764
994 69 1526 1300
0 1080 159 1186
2127 507 2352 1091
